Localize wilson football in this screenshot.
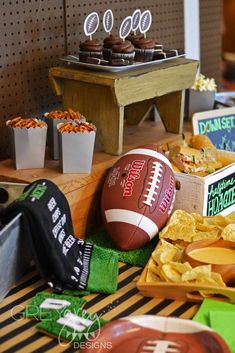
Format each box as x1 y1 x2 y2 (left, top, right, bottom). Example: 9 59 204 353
101 145 176 250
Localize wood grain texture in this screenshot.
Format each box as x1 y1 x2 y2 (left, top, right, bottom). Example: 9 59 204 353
0 262 198 353
0 121 192 237
125 99 154 125
49 59 198 154
62 80 124 155
156 90 185 133
137 259 235 303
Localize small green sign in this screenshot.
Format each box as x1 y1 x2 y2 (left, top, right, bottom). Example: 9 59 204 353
207 173 235 216
193 107 235 152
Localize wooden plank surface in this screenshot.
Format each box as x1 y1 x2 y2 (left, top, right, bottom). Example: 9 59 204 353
49 59 198 105
0 120 191 236
0 264 199 353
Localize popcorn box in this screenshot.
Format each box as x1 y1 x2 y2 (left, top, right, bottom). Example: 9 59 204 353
173 162 235 216
45 116 68 160
57 123 96 174
7 122 47 169
187 89 215 119
0 213 31 301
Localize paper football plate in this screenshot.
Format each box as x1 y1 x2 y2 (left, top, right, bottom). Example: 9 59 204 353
80 315 231 353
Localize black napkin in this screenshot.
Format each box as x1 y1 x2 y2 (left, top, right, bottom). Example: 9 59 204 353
0 179 93 292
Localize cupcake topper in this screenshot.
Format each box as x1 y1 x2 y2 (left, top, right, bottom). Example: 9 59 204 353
139 10 152 38
103 9 114 35
119 16 132 42
84 12 99 40
132 9 141 35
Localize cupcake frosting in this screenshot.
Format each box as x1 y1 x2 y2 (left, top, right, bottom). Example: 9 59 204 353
135 38 155 49
126 33 144 45
112 40 135 53
103 34 122 48
79 39 103 52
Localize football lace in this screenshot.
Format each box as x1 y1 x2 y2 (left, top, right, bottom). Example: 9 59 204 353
141 339 180 353
143 161 162 207
105 12 112 31
140 13 149 32
87 15 97 33
120 17 132 38
132 10 141 30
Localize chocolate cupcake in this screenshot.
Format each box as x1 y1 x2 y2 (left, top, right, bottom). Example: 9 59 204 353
126 33 144 46
103 34 122 60
79 39 103 62
134 37 156 62
153 51 167 61
111 40 135 64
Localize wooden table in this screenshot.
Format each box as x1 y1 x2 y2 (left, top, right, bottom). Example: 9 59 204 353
0 120 192 237
49 58 198 155
0 263 199 353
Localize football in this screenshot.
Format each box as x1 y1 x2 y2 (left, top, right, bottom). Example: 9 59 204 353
80 316 230 353
101 145 176 250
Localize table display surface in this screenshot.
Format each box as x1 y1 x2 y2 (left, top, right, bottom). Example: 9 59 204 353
0 263 199 353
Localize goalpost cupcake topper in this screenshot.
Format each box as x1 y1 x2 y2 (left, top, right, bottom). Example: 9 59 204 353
103 9 114 35
139 10 152 38
119 16 132 42
131 9 141 35
84 12 99 40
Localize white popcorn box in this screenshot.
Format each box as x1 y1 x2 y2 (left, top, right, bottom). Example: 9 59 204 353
187 89 215 119
7 123 47 170
45 116 69 160
57 123 96 174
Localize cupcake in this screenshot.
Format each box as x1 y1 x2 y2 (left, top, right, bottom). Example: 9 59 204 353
153 51 167 61
126 33 144 46
111 40 135 64
103 34 122 60
134 37 156 62
79 39 103 62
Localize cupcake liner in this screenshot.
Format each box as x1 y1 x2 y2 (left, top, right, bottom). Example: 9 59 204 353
79 51 102 62
111 51 135 64
102 48 112 61
134 48 154 62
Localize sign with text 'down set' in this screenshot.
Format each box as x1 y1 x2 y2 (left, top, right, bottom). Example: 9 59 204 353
192 107 235 152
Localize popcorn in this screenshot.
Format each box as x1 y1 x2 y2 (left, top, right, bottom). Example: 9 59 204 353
192 74 217 92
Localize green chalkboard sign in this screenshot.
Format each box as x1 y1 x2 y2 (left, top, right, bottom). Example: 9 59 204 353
206 172 235 216
192 107 235 151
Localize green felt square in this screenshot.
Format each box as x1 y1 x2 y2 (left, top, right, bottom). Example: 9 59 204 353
209 311 235 353
23 292 86 320
193 298 235 327
86 229 158 267
37 307 108 346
